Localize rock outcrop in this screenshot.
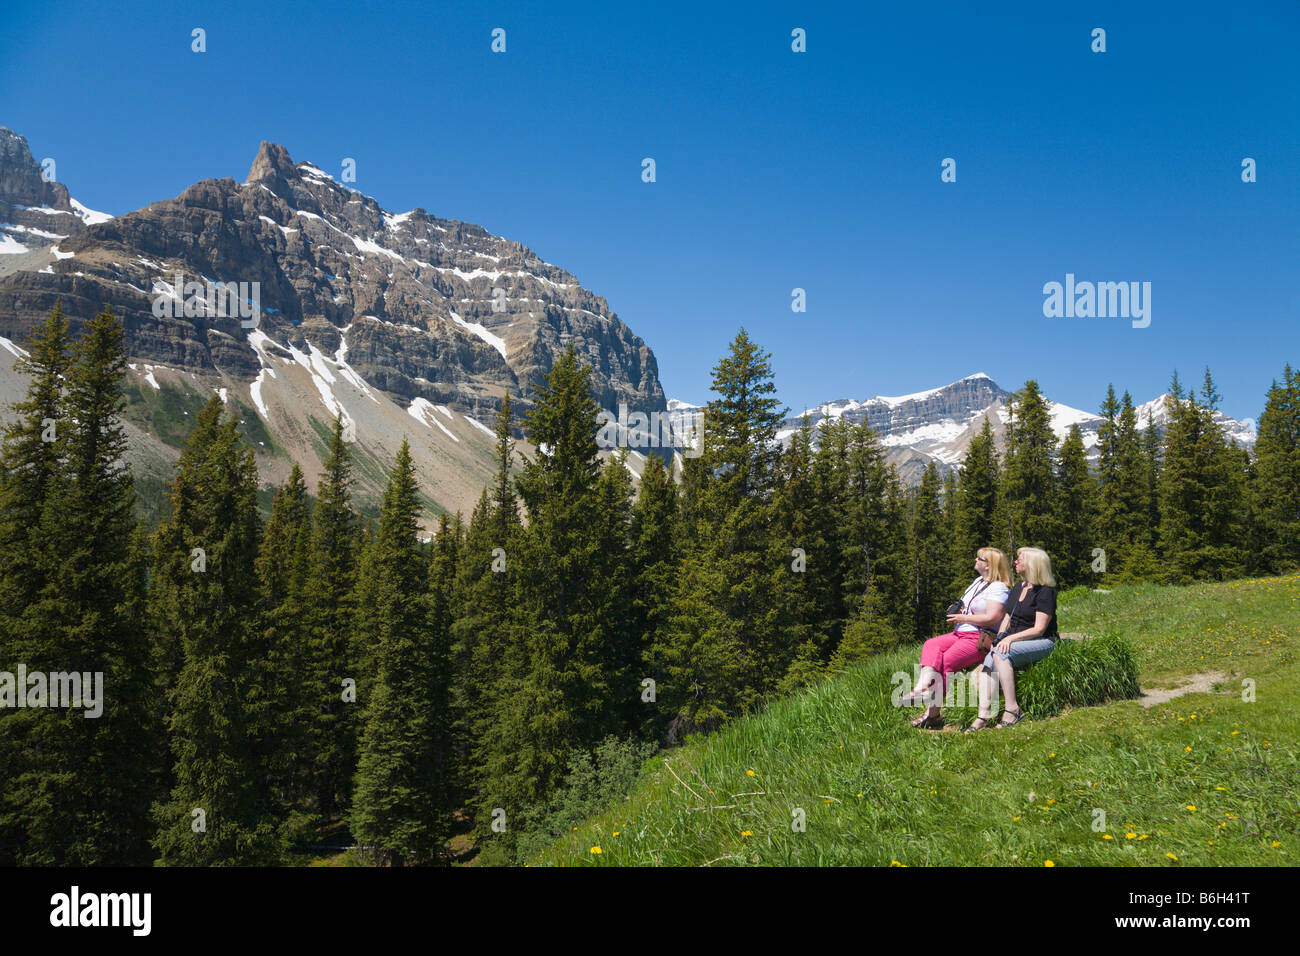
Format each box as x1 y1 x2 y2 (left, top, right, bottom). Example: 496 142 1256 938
0 132 665 427
0 128 669 523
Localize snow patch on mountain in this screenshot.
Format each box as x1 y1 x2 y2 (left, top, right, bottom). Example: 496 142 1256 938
1 335 30 359
70 198 112 225
448 309 507 359
408 397 460 442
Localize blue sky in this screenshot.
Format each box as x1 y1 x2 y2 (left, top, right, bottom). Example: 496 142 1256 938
3 0 1296 423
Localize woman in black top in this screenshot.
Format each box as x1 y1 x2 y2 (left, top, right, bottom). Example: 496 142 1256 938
965 547 1059 731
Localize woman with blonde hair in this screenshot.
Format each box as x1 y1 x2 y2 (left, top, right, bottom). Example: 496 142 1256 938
900 547 1011 729
965 546 1060 731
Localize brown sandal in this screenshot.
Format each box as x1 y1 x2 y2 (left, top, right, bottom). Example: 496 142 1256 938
995 707 1025 728
912 712 944 730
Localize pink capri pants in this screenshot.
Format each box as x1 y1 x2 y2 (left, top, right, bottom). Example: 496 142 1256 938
919 630 985 697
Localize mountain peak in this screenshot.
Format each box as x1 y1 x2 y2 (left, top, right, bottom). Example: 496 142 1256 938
246 141 297 184
0 126 73 210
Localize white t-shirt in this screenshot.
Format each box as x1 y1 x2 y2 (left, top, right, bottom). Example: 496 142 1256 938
955 577 1010 633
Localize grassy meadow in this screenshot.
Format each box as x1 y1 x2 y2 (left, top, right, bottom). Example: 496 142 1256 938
532 574 1299 866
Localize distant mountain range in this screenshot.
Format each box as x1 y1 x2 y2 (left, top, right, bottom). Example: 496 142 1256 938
673 373 1258 485
0 126 666 522
0 126 1263 512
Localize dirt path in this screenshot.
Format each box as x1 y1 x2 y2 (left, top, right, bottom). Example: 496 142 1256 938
1139 671 1229 707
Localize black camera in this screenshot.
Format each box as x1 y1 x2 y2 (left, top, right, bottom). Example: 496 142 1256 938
946 600 964 616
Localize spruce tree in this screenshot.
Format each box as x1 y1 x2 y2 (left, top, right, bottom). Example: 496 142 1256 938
1140 406 1162 551
592 451 637 730
941 467 963 594
0 303 72 659
0 303 73 865
1195 370 1248 578
831 590 899 670
809 416 852 649
1157 371 1246 581
770 419 826 691
451 396 522 832
659 329 785 725
632 452 678 736
351 440 451 865
908 463 947 639
842 420 907 644
1253 365 1300 573
0 305 159 864
151 397 282 865
951 416 1000 592
253 464 315 829
308 415 359 818
1002 381 1057 553
484 349 616 821
1053 424 1098 587
449 490 496 818
426 509 459 817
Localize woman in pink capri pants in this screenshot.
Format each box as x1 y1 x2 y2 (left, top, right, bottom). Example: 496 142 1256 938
965 546 1060 731
899 547 1011 729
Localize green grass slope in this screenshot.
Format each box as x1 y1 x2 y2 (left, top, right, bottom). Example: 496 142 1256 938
534 574 1300 866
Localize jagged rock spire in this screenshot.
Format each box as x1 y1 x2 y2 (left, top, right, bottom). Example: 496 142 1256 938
246 141 297 185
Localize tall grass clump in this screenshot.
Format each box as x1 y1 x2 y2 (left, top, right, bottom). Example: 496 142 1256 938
946 634 1140 724
1015 634 1140 717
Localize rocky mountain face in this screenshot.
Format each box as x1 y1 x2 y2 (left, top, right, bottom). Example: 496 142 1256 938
0 128 667 523
0 128 110 263
766 373 1258 485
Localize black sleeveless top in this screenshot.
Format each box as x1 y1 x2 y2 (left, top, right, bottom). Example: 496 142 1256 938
1003 583 1058 640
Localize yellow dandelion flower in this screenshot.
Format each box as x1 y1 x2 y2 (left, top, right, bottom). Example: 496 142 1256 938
1049 753 1055 757
1272 841 1282 848
613 831 620 837
1166 852 1178 861
1186 806 1197 812
1215 786 1226 791
890 860 903 867
591 846 602 854
1139 835 1150 840
1184 746 1192 752
747 770 755 777
1125 833 1136 839
1044 860 1055 867
741 830 752 837
1012 816 1021 822
1047 799 1055 805
1102 834 1114 840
